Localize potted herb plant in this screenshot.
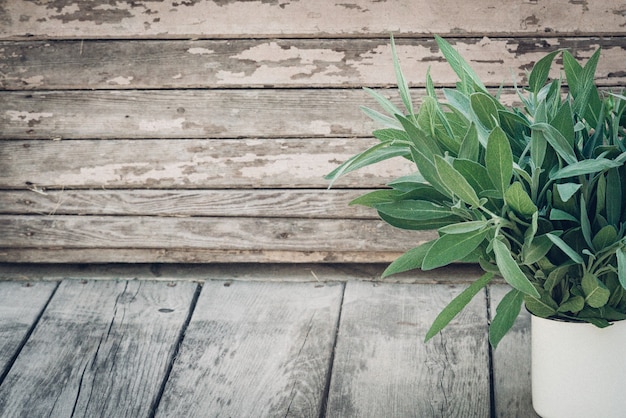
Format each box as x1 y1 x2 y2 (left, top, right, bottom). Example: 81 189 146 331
327 36 626 417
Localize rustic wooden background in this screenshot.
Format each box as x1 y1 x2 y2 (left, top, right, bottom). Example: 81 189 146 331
1 0 625 263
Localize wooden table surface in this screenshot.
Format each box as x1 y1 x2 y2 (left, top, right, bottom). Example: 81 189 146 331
0 265 538 417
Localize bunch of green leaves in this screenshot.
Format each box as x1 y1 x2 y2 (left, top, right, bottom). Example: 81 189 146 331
326 36 626 347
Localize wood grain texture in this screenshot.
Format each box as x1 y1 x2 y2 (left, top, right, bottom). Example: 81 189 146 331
489 285 539 418
0 138 414 189
2 0 625 39
156 280 343 418
0 281 57 377
0 89 524 140
2 37 625 90
326 281 491 417
0 215 435 252
0 280 197 418
0 248 412 263
0 189 378 218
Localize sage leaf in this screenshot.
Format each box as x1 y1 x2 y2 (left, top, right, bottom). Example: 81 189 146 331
489 289 524 348
522 234 553 265
524 289 558 317
528 50 561 94
557 295 585 314
493 239 540 297
422 229 488 270
374 200 453 220
425 272 494 342
390 35 414 116
485 126 513 197
582 272 611 308
504 182 537 218
606 167 622 226
434 155 481 207
532 122 578 165
382 240 436 278
546 233 584 264
550 158 622 180
618 247 626 290
438 220 489 234
435 36 486 91
555 183 581 202
471 92 499 130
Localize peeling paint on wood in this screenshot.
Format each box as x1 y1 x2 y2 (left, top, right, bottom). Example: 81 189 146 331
0 139 415 189
2 0 626 39
2 38 625 90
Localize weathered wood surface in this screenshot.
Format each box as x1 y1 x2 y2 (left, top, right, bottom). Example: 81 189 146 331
0 189 377 218
0 138 413 188
0 277 536 417
1 1 625 263
326 281 490 417
489 285 539 418
0 281 57 379
2 38 625 90
156 281 343 417
0 280 198 418
2 0 625 39
0 215 436 263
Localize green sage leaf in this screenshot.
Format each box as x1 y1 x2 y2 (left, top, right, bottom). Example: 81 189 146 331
504 182 537 219
489 289 524 348
434 155 481 207
546 233 584 264
493 239 540 297
425 272 494 342
422 229 488 270
485 126 513 197
582 272 610 308
382 240 436 278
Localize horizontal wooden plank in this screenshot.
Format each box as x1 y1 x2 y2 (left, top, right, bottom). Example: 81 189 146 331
0 89 381 140
0 215 436 252
0 189 380 218
0 280 197 417
157 281 343 417
2 0 625 39
326 281 490 417
0 248 412 264
2 37 625 90
0 89 525 140
0 138 414 189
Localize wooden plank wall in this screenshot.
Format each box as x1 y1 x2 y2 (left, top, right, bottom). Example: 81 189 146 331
1 1 625 263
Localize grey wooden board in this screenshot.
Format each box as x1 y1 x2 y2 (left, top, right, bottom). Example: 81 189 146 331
0 89 524 140
0 280 197 418
0 281 57 375
3 0 625 39
2 38 625 90
0 138 414 189
326 281 491 417
0 215 434 251
489 285 539 418
0 189 378 218
155 280 343 418
0 215 436 262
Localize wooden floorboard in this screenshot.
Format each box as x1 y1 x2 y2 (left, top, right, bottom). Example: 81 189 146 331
326 281 491 417
155 280 344 418
0 281 57 378
0 277 539 417
0 280 197 417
